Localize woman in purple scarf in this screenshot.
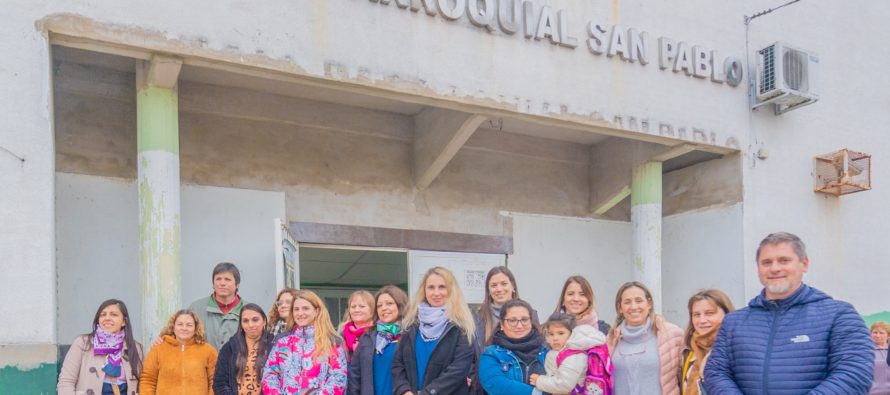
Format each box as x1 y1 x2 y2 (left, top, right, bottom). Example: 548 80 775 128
58 299 144 395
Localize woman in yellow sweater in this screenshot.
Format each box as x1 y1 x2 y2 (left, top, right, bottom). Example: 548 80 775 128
140 309 219 395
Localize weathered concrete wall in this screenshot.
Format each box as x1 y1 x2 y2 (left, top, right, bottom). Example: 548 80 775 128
0 2 57 391
589 138 663 220
54 63 592 237
37 0 752 152
662 204 745 325
663 153 742 215
590 137 743 221
55 172 285 344
740 2 890 312
509 213 632 326
7 1 890 389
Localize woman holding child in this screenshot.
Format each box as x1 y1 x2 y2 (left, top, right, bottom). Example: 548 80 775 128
530 313 610 395
471 266 539 394
478 299 548 395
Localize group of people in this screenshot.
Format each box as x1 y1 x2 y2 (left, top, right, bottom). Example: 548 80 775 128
57 232 887 395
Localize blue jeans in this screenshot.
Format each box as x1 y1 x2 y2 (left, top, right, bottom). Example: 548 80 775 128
101 382 127 395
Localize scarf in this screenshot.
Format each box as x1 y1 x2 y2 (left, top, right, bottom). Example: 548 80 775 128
343 321 370 353
375 321 402 354
617 317 653 357
686 323 721 395
492 328 543 365
490 304 503 325
92 326 125 377
418 303 449 340
270 320 288 337
560 307 599 327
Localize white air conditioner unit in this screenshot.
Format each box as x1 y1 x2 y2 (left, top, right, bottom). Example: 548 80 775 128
755 42 819 114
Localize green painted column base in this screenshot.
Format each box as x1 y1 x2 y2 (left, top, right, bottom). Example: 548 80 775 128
0 363 57 395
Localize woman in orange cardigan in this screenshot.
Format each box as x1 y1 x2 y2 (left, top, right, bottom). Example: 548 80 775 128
140 309 218 395
607 281 684 395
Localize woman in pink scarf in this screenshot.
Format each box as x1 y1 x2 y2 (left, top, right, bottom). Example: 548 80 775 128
340 290 375 359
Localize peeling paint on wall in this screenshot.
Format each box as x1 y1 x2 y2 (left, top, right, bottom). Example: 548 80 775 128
0 344 57 395
137 83 183 343
0 364 56 395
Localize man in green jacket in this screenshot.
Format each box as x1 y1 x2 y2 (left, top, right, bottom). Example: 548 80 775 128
188 262 246 349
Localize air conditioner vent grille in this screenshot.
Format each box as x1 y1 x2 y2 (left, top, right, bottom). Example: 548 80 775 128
754 42 818 114
783 49 809 92
759 46 776 94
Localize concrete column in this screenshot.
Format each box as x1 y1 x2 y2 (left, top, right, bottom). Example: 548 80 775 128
631 161 663 314
137 57 183 343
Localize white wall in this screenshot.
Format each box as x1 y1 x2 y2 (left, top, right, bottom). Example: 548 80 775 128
6 0 889 354
55 173 139 344
55 173 285 343
662 204 745 326
512 205 745 329
181 184 285 310
510 213 632 326
0 2 55 346
740 2 890 312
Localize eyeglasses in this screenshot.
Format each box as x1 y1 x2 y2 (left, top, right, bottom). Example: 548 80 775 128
275 301 292 307
504 318 531 328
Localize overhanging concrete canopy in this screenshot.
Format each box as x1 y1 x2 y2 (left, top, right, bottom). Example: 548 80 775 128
591 143 705 215
413 108 486 190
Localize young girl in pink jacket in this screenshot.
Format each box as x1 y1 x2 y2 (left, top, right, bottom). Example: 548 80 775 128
531 313 610 395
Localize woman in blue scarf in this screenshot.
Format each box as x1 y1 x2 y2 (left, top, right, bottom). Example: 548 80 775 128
58 299 144 395
392 266 477 395
347 285 409 395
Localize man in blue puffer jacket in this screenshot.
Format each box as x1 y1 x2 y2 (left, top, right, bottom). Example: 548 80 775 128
704 232 874 394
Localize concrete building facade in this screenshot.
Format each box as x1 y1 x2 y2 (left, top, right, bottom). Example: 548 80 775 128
1 1 888 392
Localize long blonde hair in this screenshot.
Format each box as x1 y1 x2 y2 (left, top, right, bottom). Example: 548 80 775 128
287 290 342 360
403 266 475 343
338 290 375 331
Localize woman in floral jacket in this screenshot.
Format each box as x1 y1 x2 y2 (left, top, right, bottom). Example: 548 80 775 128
262 290 348 395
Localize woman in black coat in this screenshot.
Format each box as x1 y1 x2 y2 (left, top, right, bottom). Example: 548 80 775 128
392 267 477 395
212 303 274 395
347 285 409 395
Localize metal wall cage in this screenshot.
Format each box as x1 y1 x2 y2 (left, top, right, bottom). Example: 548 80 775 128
814 149 872 196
